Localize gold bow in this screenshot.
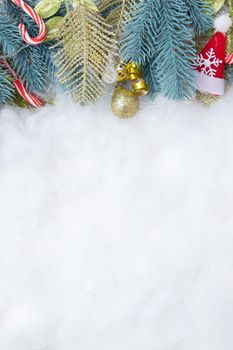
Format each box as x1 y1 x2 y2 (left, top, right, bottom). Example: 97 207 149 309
116 62 149 96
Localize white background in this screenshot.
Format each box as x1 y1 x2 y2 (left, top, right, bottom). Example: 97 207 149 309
0 91 233 350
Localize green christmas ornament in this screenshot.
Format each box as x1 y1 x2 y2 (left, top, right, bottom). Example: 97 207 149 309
71 0 99 11
35 0 62 19
209 0 225 12
45 16 65 41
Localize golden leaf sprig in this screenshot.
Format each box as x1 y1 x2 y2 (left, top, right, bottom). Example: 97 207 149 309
99 0 137 36
52 3 116 104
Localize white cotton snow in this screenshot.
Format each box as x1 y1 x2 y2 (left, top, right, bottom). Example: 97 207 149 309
0 90 233 350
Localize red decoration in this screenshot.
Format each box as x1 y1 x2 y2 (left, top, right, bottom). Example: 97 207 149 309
225 53 233 64
11 0 47 45
0 59 43 107
195 32 226 96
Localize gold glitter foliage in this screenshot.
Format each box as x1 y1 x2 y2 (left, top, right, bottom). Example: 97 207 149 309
52 4 115 104
99 0 136 34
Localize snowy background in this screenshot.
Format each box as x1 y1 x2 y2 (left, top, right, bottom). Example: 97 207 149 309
0 89 233 350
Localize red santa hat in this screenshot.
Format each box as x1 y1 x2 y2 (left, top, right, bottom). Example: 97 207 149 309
195 14 232 96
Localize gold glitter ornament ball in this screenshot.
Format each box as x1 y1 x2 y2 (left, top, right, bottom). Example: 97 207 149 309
111 87 139 119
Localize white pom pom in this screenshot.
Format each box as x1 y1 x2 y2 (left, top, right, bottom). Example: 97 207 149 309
214 14 232 33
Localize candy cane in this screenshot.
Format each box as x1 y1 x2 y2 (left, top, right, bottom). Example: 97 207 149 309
0 59 43 107
13 79 43 107
225 53 233 64
11 0 46 45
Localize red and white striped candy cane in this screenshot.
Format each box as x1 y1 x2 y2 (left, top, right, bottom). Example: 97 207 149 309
13 79 43 107
11 0 46 45
0 59 43 107
225 53 233 64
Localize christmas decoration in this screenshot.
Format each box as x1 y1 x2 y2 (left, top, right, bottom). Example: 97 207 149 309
226 26 233 63
0 0 47 106
0 0 55 106
110 62 148 118
195 14 232 96
10 0 47 45
44 16 65 41
4 0 233 114
196 90 220 106
206 0 233 87
99 0 135 36
121 0 213 100
0 67 14 103
35 0 63 19
209 0 225 13
52 1 116 104
0 58 43 106
111 86 139 118
116 62 149 96
226 0 233 65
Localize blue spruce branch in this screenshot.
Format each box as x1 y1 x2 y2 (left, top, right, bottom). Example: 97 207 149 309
121 0 160 64
0 0 56 98
0 67 14 104
0 9 21 56
183 0 213 34
154 0 196 100
120 0 212 100
143 60 160 98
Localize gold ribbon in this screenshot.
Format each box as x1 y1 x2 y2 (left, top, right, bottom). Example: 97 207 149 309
116 62 149 96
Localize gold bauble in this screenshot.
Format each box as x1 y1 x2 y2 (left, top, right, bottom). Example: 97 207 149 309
111 87 139 119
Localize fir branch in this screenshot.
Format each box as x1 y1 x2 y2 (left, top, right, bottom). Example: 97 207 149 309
120 0 159 64
0 0 55 94
11 45 50 93
182 0 213 35
0 45 30 60
154 0 196 100
120 0 212 100
143 59 160 98
0 7 21 56
0 66 14 104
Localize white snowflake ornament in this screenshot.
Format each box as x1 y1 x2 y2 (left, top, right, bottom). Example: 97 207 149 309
196 48 223 77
